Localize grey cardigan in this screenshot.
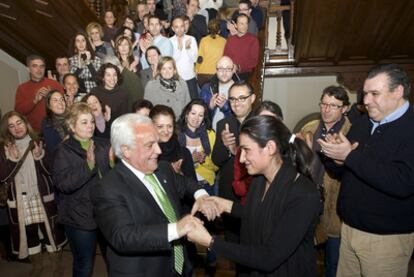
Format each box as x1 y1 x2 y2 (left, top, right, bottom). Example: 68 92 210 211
144 77 191 117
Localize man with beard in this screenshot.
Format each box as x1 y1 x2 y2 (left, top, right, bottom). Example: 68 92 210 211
200 56 238 131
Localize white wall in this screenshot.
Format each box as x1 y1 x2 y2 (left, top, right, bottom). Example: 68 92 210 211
263 76 357 130
0 49 29 116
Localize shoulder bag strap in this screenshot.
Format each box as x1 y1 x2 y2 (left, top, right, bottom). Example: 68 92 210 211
1 141 33 183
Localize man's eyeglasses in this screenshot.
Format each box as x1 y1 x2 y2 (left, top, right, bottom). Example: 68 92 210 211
216 67 233 73
228 94 253 103
319 102 343 110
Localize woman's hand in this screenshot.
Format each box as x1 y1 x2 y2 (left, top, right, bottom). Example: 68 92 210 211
32 141 43 159
192 150 206 164
187 220 213 247
104 105 111 122
209 196 233 214
87 140 95 166
5 143 20 160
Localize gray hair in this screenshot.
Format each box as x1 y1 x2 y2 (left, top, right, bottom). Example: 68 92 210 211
111 113 153 158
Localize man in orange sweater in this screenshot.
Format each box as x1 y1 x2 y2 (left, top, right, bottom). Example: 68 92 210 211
15 55 64 131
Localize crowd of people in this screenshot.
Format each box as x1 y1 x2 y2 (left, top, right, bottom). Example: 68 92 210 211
0 1 413 277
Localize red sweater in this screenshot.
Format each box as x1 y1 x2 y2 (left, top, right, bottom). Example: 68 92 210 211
15 78 63 131
223 33 259 73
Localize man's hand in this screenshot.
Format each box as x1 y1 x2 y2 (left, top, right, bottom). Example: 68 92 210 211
221 124 236 155
171 159 183 174
191 196 220 221
215 94 226 109
187 220 212 247
209 93 218 109
317 132 358 162
185 39 191 49
176 214 203 238
33 87 49 104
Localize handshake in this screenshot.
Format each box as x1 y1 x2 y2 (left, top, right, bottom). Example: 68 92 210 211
176 196 233 247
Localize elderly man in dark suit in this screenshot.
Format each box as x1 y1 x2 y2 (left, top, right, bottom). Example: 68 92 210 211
92 114 218 277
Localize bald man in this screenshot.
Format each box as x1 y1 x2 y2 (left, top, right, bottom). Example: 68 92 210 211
200 56 237 130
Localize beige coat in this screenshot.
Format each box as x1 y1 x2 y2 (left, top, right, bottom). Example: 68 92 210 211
300 117 351 237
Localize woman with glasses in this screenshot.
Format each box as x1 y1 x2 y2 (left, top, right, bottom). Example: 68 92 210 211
41 90 69 156
188 115 321 277
144 56 191 117
0 111 66 271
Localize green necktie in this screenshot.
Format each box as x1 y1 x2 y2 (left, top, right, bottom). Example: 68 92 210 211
144 174 184 275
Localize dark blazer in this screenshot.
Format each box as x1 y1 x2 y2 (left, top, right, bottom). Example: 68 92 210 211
91 160 202 277
212 163 320 276
212 115 241 201
53 136 111 230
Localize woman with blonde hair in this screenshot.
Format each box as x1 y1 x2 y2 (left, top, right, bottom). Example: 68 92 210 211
86 21 115 60
144 56 191 117
53 103 111 276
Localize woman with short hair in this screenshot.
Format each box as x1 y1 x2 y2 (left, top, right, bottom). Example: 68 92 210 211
53 103 111 277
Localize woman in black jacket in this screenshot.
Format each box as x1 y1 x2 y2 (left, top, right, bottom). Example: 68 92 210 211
53 103 111 277
188 116 321 277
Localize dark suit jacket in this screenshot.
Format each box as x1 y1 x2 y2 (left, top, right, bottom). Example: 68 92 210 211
212 115 241 201
91 160 201 277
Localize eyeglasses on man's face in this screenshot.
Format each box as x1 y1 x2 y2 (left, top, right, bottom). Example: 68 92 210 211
228 93 253 103
319 102 343 110
216 67 233 73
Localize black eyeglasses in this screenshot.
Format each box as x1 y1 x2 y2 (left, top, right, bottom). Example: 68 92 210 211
228 94 253 103
319 102 343 110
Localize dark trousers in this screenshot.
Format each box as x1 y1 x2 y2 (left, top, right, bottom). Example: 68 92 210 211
64 225 97 277
186 78 200 100
325 236 340 277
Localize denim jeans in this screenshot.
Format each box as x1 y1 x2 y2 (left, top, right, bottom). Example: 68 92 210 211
64 225 97 277
325 236 340 277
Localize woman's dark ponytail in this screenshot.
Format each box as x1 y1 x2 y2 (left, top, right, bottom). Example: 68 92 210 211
240 115 313 180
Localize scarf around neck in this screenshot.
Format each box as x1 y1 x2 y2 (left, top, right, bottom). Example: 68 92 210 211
178 125 211 155
159 76 177 93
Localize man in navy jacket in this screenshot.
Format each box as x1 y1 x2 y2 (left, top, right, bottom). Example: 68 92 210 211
319 64 414 277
